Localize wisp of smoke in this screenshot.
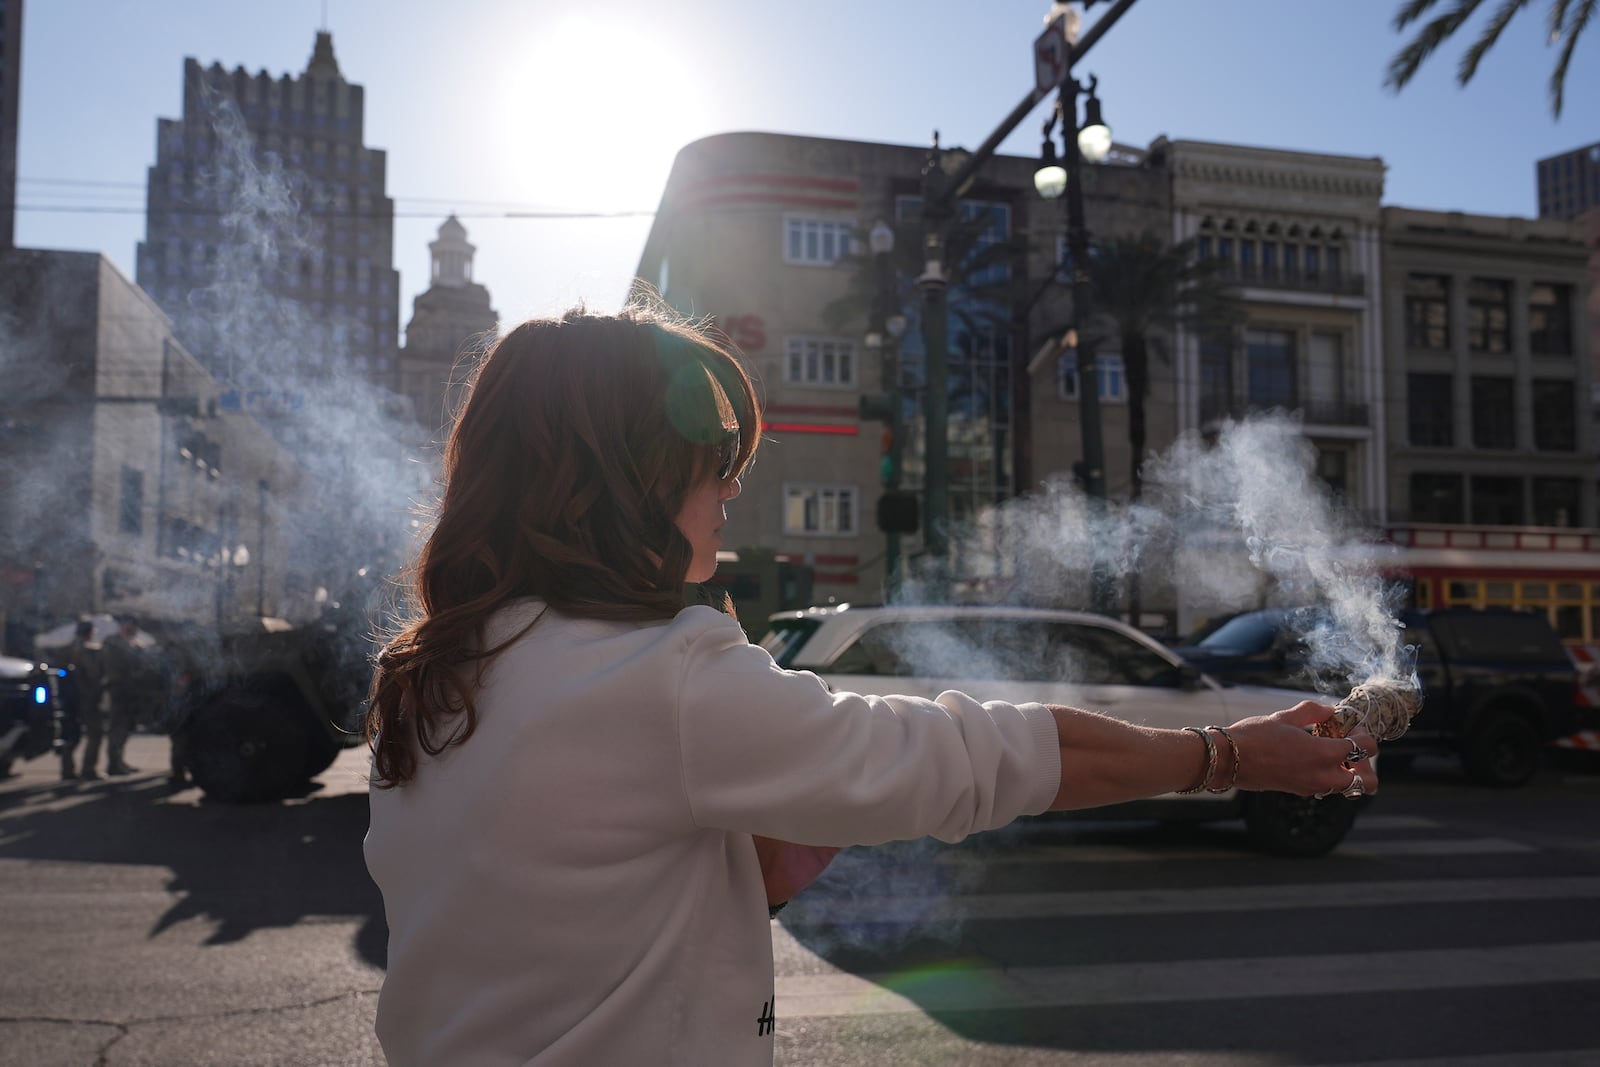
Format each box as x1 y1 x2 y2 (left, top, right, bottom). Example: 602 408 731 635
923 412 1411 689
1142 416 1410 686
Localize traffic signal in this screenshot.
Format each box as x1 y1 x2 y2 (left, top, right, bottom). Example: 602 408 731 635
877 491 919 534
858 392 895 423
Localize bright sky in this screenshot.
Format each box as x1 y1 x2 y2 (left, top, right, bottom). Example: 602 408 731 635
15 0 1600 338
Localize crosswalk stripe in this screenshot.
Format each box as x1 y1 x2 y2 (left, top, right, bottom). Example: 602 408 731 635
936 834 1530 865
1320 1053 1600 1067
779 875 1600 924
1340 836 1535 856
775 940 1600 1017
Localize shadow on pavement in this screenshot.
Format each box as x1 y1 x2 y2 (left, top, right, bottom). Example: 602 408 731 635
0 771 388 968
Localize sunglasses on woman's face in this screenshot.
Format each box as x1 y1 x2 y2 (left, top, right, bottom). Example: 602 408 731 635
715 437 739 481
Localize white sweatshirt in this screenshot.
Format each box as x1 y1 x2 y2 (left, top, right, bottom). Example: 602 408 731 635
364 602 1060 1067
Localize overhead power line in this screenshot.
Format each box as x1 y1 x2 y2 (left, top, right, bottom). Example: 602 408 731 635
17 176 651 217
15 204 655 220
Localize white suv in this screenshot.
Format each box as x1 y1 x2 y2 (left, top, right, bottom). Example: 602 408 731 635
759 603 1364 857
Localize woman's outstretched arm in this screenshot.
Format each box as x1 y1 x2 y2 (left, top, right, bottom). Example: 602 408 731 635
1047 700 1379 811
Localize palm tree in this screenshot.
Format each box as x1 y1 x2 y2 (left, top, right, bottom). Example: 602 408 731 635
1385 0 1596 118
824 210 1031 362
1041 233 1243 622
1066 234 1242 503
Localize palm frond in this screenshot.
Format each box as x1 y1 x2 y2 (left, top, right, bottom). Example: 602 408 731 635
1459 0 1535 83
1549 0 1575 39
1394 0 1447 30
1386 0 1488 90
1549 0 1596 115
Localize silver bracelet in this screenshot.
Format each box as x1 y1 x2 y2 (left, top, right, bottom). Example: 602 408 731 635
1176 725 1216 794
1205 726 1239 793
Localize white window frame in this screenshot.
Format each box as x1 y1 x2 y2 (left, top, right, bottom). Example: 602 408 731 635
783 483 860 537
784 215 855 266
783 335 857 388
1057 351 1127 404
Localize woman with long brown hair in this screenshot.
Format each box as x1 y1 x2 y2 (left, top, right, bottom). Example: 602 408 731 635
363 304 1379 1066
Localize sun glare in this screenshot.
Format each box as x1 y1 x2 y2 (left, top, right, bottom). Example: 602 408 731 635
496 16 709 211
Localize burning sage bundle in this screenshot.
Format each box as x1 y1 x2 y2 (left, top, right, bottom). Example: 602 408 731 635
1310 679 1422 742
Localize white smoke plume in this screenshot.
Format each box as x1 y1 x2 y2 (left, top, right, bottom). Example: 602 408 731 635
901 412 1412 692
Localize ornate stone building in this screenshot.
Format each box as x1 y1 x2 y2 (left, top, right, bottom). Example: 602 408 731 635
400 216 498 441
1165 139 1389 520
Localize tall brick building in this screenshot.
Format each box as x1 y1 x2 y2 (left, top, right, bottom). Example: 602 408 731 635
135 32 400 399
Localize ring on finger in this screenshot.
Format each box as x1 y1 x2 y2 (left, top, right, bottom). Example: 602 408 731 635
1344 738 1369 766
1339 772 1365 799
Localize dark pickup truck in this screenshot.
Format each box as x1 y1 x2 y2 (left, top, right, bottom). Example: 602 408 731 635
1175 606 1583 787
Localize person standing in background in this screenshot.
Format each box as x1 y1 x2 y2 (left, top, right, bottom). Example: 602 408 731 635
99 617 146 776
58 619 103 781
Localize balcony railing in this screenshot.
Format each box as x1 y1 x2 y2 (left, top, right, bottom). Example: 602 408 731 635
1213 263 1366 297
1200 395 1371 427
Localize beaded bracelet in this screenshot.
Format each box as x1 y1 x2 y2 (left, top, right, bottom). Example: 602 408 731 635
1175 725 1216 794
1205 725 1240 793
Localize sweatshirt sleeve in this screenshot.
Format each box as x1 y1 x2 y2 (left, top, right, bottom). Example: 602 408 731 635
672 609 1061 847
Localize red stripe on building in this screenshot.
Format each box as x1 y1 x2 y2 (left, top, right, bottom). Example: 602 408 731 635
761 422 857 435
809 554 859 566
686 174 862 194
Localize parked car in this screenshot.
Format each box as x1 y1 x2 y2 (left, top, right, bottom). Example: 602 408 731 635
1173 606 1341 692
758 604 1365 857
1174 605 1584 787
0 653 60 778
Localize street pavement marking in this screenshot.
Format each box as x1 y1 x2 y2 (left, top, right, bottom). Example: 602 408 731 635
1340 836 1536 856
780 875 1600 924
1320 1054 1600 1067
935 816 1463 865
1345 814 1445 829
775 940 1600 1017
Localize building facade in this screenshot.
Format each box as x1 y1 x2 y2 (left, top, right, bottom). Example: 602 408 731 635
635 131 1174 606
1166 139 1389 520
400 215 498 442
0 0 21 250
135 32 401 396
1537 142 1600 221
0 250 302 649
1382 207 1594 529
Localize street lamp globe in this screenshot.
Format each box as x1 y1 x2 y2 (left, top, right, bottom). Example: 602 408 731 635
1034 139 1067 200
868 218 895 255
1078 93 1112 163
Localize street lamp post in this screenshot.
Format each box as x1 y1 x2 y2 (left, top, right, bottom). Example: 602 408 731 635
866 219 909 592
1034 79 1115 613
1054 73 1115 613
917 156 954 569
1057 74 1110 505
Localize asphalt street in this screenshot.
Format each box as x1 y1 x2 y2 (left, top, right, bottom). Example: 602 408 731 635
2 736 1599 1066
